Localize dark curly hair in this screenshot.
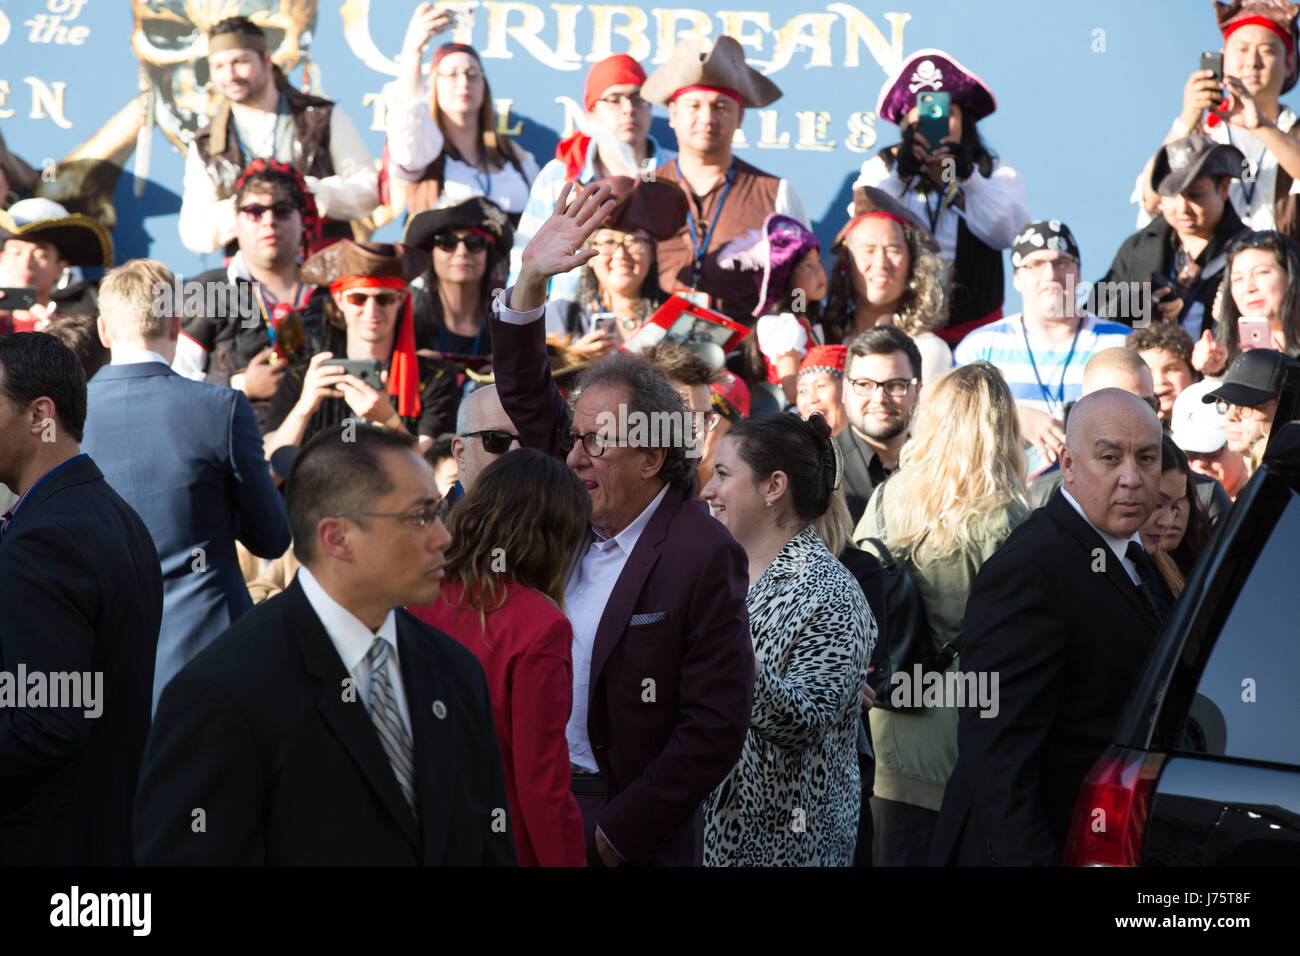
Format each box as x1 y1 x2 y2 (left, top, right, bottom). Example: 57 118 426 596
576 350 695 489
1126 322 1196 378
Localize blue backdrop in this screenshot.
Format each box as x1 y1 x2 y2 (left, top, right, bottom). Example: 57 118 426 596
1 0 1232 300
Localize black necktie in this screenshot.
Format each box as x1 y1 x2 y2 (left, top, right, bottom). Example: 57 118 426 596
1125 541 1169 623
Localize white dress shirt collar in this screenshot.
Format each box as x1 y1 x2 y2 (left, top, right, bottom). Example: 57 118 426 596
297 565 401 675
595 482 671 555
1060 487 1142 585
110 349 172 367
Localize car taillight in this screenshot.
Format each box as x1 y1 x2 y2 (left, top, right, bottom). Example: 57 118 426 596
1063 747 1165 866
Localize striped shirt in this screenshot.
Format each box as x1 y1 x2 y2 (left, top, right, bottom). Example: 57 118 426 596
954 312 1131 473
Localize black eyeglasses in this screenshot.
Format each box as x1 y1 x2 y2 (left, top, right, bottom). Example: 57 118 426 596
462 428 520 454
432 233 490 253
332 506 442 529
569 430 626 457
238 201 298 222
847 376 917 398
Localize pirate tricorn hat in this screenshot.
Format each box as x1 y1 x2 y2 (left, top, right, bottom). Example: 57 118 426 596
299 239 430 288
833 186 938 252
1216 0 1300 94
0 198 113 267
592 176 690 240
641 35 781 108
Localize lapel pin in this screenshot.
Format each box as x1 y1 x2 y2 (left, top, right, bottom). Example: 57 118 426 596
432 700 447 719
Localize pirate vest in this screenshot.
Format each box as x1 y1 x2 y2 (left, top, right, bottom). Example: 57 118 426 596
654 157 781 325
194 85 335 198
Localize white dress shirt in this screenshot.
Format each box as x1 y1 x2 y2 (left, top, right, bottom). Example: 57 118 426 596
1060 488 1142 586
298 566 412 738
111 349 171 367
564 483 671 772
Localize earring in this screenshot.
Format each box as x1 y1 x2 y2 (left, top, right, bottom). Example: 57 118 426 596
765 501 773 509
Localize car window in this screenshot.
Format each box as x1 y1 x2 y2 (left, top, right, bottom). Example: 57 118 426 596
1178 486 1300 766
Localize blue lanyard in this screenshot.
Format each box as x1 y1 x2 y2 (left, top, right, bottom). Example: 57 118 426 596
1021 316 1083 419
229 93 288 163
677 160 736 289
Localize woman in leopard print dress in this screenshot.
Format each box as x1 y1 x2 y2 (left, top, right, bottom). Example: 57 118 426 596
700 412 876 866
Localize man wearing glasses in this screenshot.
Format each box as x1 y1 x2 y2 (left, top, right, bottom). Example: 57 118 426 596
490 182 754 867
510 53 676 299
135 423 515 865
179 17 377 256
839 327 924 525
955 220 1131 477
1202 348 1299 471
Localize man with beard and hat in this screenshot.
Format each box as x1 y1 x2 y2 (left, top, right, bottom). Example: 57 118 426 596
1101 136 1247 334
402 196 514 364
852 49 1028 340
1136 1 1300 239
642 36 809 326
544 176 689 355
174 162 328 432
179 16 377 256
262 240 460 460
0 199 113 335
510 54 676 300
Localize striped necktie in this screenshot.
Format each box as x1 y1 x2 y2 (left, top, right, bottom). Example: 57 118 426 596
366 637 418 818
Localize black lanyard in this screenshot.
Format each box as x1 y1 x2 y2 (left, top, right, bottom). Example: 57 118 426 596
677 160 735 289
1021 316 1083 419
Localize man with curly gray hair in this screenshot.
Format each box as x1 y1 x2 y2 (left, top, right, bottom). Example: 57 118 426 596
488 181 754 868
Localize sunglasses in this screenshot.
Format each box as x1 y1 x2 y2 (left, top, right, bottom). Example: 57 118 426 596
238 201 298 222
462 428 520 454
343 291 403 308
431 232 490 253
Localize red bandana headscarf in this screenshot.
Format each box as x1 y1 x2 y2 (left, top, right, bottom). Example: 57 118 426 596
329 275 422 419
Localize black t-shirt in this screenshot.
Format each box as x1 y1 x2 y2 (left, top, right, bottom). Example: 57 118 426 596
263 351 460 442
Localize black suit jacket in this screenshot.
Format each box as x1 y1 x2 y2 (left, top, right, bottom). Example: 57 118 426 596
930 490 1171 866
134 577 515 865
0 455 162 865
839 427 888 527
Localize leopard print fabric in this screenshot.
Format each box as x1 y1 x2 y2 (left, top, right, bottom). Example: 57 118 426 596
703 525 876 866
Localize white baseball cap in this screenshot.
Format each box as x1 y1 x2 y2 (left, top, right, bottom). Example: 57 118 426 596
1171 380 1227 454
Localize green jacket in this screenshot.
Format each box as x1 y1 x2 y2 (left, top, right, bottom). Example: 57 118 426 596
854 479 1029 811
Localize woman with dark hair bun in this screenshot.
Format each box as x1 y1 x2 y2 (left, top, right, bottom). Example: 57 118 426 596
700 412 875 866
410 447 591 866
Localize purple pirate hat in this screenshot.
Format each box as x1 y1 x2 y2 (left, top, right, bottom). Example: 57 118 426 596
718 214 820 318
876 49 997 127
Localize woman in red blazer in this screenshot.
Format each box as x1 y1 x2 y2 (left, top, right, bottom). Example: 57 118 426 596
410 447 591 866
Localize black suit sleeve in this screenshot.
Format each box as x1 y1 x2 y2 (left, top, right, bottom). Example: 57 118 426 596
489 296 574 459
134 669 267 865
954 551 1067 866
415 361 461 439
227 391 291 558
0 524 101 813
470 664 516 867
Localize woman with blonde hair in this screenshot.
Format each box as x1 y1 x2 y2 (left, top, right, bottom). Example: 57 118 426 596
383 4 539 219
410 447 591 866
852 361 1030 865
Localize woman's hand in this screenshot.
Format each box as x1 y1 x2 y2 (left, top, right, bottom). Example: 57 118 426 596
569 327 618 362
401 2 453 59
1191 329 1228 375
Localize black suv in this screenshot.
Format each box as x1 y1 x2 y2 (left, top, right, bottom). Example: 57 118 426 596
1065 371 1300 866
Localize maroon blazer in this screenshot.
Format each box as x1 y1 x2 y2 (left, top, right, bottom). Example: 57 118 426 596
491 299 755 865
410 578 586 867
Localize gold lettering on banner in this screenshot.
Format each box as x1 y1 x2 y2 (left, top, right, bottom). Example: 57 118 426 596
795 110 835 150
719 11 772 68
756 110 788 148
846 111 879 152
362 92 387 131
0 81 12 119
829 4 909 73
731 125 748 149
651 9 713 64
0 9 10 46
24 77 71 129
555 94 586 137
768 13 835 73
481 2 577 69
588 5 651 61
339 0 401 76
553 4 584 61
495 98 525 135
